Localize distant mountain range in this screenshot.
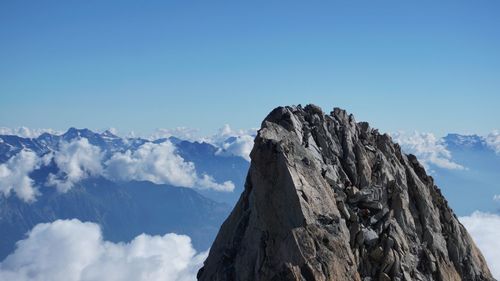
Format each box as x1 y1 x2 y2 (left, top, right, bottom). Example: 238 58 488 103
0 128 498 262
0 128 250 260
0 127 250 203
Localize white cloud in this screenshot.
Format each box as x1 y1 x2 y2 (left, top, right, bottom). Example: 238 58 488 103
0 219 206 281
0 150 41 202
196 174 235 192
391 131 465 171
215 135 254 161
105 142 197 187
148 128 201 142
110 125 256 161
105 141 234 192
493 195 500 202
486 130 500 154
206 125 256 161
0 127 62 138
47 139 104 192
207 124 256 143
460 212 500 279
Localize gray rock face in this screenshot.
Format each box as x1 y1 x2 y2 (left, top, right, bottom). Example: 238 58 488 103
198 105 494 281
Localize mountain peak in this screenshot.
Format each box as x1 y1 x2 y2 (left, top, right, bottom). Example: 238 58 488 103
63 127 94 138
101 129 119 139
198 105 493 281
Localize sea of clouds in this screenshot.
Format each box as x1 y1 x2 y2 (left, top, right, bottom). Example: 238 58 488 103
0 219 206 281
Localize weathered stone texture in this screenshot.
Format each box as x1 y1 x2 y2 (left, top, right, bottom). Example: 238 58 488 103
198 105 494 281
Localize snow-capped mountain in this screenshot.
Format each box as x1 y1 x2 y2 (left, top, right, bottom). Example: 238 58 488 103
0 128 250 203
0 128 251 260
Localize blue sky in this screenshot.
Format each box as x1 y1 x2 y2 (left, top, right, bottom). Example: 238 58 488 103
1 0 499 136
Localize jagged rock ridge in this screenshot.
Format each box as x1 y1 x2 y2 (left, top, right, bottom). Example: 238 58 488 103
198 105 494 281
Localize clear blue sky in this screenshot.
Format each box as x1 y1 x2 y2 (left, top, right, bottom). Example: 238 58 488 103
1 0 499 136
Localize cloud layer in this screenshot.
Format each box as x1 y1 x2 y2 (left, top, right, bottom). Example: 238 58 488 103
0 150 41 202
460 212 500 279
208 125 255 162
1 214 498 281
47 139 104 192
105 141 234 191
391 131 465 170
0 127 62 138
215 135 254 161
148 127 201 142
0 219 206 281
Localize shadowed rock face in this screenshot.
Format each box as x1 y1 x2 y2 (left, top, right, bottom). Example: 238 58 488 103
198 105 494 281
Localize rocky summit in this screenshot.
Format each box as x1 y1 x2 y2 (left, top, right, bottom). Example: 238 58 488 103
198 105 494 281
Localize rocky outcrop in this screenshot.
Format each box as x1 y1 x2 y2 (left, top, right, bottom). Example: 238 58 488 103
197 104 494 281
